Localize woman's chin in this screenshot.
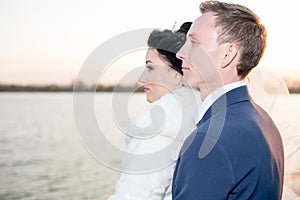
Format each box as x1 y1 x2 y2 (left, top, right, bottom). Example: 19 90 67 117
146 96 154 103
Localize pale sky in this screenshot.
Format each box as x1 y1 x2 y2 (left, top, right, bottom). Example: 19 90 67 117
0 0 299 85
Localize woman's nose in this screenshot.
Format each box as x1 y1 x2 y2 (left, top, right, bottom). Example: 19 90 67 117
138 70 147 84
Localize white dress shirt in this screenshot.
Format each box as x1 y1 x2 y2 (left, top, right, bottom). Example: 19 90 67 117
194 81 246 124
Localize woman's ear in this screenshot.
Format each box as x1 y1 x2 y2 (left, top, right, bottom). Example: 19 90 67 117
173 71 183 87
168 69 182 84
168 68 178 78
221 44 238 68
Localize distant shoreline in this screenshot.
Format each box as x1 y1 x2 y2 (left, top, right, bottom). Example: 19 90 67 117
0 83 144 93
289 88 300 94
0 83 299 93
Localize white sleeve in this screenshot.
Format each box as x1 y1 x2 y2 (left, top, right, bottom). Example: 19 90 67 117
108 91 196 200
108 134 175 200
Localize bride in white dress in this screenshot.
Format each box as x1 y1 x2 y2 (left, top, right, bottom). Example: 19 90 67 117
108 23 201 200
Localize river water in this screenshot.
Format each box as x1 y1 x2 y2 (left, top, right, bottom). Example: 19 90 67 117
0 92 299 199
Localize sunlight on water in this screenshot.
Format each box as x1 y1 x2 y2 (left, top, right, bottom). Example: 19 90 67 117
0 93 121 199
0 92 299 199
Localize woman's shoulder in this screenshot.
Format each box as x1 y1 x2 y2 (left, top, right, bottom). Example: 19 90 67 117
129 87 200 141
133 87 200 121
159 86 202 108
160 86 200 100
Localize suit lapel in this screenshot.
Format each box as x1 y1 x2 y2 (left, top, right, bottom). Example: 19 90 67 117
199 86 250 126
196 86 250 158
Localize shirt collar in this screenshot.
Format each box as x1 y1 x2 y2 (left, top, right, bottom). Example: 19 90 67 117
194 81 246 124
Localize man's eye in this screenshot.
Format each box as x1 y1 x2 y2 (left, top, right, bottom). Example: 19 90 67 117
191 40 197 45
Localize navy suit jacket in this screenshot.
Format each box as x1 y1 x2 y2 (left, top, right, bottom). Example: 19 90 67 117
172 86 284 200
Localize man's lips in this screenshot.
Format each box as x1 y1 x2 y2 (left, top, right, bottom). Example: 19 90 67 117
182 66 190 70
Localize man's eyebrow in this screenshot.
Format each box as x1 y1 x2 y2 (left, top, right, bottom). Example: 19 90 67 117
188 33 201 42
188 33 196 38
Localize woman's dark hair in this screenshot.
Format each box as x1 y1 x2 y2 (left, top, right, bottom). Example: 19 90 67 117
147 22 192 75
176 22 192 34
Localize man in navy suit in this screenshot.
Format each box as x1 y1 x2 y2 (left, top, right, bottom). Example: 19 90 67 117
172 1 284 199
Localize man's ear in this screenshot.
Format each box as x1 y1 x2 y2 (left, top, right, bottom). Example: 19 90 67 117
221 44 238 68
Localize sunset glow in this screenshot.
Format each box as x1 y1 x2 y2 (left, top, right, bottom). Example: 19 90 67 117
0 0 299 86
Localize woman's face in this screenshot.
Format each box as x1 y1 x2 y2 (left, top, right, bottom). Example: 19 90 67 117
138 48 180 103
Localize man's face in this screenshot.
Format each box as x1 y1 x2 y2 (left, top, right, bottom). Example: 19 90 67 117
177 12 226 93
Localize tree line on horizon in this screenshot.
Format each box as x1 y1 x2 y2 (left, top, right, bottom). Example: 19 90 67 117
0 82 144 92
0 81 300 93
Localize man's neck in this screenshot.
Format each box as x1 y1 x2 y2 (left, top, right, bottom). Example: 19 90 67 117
198 80 244 101
198 82 223 101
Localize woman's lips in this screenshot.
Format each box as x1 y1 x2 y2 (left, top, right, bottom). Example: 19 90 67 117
144 87 150 93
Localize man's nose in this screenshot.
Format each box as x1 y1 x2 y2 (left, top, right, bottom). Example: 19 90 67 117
176 44 186 61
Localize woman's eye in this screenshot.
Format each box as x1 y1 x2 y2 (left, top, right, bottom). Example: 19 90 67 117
146 66 153 71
